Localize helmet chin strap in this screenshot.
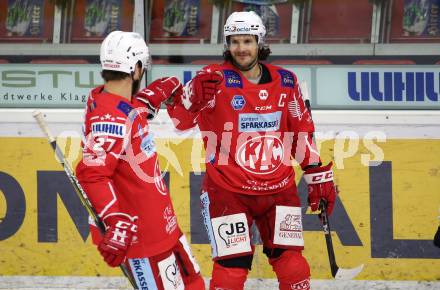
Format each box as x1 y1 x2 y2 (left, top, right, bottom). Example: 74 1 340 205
233 55 259 72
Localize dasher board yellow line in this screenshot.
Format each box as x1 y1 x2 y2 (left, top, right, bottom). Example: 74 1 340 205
0 277 439 290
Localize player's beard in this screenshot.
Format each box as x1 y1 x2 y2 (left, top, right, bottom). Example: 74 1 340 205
131 79 141 96
232 54 258 72
131 69 145 96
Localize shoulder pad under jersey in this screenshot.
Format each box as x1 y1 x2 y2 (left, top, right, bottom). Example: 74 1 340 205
276 69 296 88
223 69 243 88
116 100 133 116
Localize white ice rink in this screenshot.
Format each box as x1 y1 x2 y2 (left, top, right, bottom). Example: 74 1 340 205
1 276 440 290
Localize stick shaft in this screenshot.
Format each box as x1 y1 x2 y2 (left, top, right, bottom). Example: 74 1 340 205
299 81 316 147
319 202 339 277
32 110 137 289
33 111 103 229
299 81 312 116
298 85 339 278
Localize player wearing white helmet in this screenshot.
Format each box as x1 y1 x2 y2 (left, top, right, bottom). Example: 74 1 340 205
223 11 270 72
167 11 338 290
99 30 150 96
76 31 205 290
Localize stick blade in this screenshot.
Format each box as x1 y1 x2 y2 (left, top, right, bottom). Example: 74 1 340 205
335 264 364 280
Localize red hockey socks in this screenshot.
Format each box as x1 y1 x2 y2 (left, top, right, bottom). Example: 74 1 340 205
209 261 248 290
183 273 205 290
269 250 311 290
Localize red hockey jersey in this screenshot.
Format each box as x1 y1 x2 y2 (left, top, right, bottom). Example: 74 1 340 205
76 86 181 257
168 62 320 195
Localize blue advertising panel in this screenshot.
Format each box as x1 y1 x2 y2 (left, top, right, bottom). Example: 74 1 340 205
1 64 439 109
315 66 440 109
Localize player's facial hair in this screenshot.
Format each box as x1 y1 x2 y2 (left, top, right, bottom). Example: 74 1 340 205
131 69 145 96
230 40 259 71
232 55 258 72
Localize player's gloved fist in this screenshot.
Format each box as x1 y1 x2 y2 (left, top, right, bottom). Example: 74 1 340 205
304 162 337 216
98 215 137 267
136 76 183 109
182 70 223 112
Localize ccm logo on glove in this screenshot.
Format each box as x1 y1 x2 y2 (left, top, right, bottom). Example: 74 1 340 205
109 220 136 245
304 171 334 183
304 162 338 216
98 216 137 267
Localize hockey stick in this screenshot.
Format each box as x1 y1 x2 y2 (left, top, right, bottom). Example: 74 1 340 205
299 81 364 280
32 110 138 289
299 81 313 116
318 201 364 280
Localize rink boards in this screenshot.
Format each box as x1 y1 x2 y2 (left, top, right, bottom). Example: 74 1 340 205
0 109 439 285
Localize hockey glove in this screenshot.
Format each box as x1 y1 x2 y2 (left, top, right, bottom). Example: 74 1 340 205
182 70 223 112
98 215 136 267
136 76 183 109
304 162 337 216
434 226 440 248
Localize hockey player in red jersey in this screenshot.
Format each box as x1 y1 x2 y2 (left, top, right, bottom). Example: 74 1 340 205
76 31 205 290
164 12 338 290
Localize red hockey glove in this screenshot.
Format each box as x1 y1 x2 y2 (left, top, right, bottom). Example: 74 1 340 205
182 70 223 112
98 215 136 267
304 162 338 216
136 76 183 109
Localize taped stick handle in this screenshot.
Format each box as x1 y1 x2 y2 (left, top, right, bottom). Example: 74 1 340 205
299 81 312 116
33 110 69 165
33 110 56 143
299 81 318 148
33 110 105 231
32 110 138 289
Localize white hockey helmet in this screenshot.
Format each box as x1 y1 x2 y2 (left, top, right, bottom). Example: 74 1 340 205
223 11 266 47
100 31 150 74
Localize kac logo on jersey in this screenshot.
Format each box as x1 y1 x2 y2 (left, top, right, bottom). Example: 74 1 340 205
224 70 243 88
231 95 246 110
235 135 284 175
278 70 295 88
